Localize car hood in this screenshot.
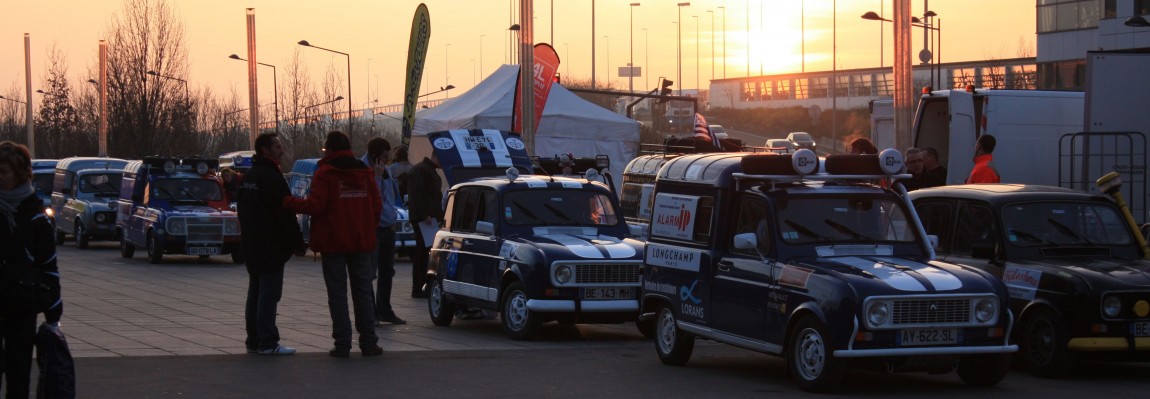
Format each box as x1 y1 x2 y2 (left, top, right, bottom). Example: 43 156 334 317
512 227 643 261
800 255 996 294
1005 257 1150 288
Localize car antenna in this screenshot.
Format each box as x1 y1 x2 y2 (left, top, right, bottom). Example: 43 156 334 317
512 155 553 182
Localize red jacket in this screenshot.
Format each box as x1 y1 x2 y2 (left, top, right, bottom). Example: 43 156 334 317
965 154 1001 184
283 150 381 253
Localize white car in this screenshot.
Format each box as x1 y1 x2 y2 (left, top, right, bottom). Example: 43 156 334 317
764 139 795 154
708 125 728 140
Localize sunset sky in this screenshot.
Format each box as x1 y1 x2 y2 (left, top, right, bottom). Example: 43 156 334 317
1 0 1035 107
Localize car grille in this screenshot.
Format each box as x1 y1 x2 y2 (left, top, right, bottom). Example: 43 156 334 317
183 217 225 244
96 211 116 225
572 263 641 285
892 298 972 325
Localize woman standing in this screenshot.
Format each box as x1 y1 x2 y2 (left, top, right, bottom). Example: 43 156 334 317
0 141 63 398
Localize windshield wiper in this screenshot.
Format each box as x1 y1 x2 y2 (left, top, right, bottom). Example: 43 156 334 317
542 203 577 225
1048 218 1093 246
1008 228 1053 245
824 219 867 240
512 201 540 223
784 220 829 242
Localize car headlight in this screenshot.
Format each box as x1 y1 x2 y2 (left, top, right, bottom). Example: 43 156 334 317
975 298 997 323
1103 296 1122 317
555 265 573 284
225 219 241 235
96 212 108 223
867 301 890 327
167 219 186 235
44 207 54 218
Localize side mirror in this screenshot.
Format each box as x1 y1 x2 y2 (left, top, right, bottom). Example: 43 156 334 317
733 232 757 250
927 235 940 251
475 220 495 235
628 223 647 238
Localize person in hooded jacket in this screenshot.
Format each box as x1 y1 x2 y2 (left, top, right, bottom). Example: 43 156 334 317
0 141 62 398
236 133 305 355
283 131 384 358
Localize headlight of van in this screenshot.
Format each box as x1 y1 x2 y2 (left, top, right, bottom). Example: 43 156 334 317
224 219 241 235
95 212 108 223
975 298 997 323
867 301 890 327
1103 296 1122 317
167 218 186 235
555 265 573 284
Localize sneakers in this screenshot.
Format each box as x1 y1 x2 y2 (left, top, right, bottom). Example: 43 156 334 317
257 344 296 355
329 347 351 358
361 345 383 357
377 315 408 325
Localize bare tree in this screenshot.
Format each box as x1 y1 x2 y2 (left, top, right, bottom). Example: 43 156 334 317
0 84 26 143
35 45 85 158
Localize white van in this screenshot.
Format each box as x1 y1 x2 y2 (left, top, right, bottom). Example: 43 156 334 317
912 89 1084 186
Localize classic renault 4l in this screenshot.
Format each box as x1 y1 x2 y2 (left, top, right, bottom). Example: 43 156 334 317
910 183 1150 376
641 149 1017 392
423 129 646 340
116 157 242 264
50 157 129 249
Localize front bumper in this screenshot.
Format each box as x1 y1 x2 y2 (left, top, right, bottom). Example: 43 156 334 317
834 345 1017 358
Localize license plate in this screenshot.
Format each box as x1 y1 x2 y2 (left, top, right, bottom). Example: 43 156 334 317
582 288 633 300
898 328 959 346
1132 322 1150 336
187 246 221 256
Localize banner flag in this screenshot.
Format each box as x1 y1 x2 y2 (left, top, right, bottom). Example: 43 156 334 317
512 43 561 134
401 4 432 146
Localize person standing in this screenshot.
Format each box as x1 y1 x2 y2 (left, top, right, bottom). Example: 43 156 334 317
284 131 384 357
920 147 948 188
902 147 925 191
406 150 442 298
966 134 1002 184
361 138 406 325
388 145 414 198
0 141 63 398
236 133 303 355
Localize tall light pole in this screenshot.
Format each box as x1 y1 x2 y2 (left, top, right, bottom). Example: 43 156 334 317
445 43 451 99
298 40 352 131
677 2 690 96
629 3 640 94
718 5 726 79
642 28 649 90
145 70 190 109
480 34 486 79
563 43 570 77
229 54 279 133
591 0 597 89
745 0 750 77
693 15 699 93
707 10 715 82
604 35 610 87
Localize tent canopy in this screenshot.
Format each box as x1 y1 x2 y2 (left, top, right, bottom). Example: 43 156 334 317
413 65 640 182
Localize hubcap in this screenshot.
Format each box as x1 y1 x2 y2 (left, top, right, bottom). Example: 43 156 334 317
430 282 442 316
1027 319 1056 365
795 328 826 380
505 292 528 330
658 310 677 353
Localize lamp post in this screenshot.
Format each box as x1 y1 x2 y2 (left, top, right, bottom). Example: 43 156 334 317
677 2 690 96
304 96 344 130
480 34 486 79
419 85 455 99
861 11 941 87
693 15 699 93
0 95 25 105
591 0 597 90
298 40 351 128
225 108 248 148
563 43 570 77
641 29 649 90
229 54 279 133
604 35 610 87
707 10 714 82
145 70 190 109
745 0 750 77
629 3 640 94
718 5 726 79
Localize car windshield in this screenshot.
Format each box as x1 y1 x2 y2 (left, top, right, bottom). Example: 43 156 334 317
503 190 619 226
790 133 812 142
1002 202 1132 247
152 178 223 202
33 173 54 196
777 195 917 244
78 173 121 195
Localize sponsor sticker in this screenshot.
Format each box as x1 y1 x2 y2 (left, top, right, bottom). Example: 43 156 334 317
779 265 813 289
1003 265 1041 301
645 243 701 272
433 137 455 150
499 242 519 259
505 137 526 150
650 193 698 240
560 181 582 189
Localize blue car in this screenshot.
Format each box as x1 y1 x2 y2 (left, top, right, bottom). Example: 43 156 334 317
50 157 130 249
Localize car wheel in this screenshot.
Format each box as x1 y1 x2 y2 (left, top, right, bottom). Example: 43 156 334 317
787 315 846 393
637 317 657 339
120 235 135 258
655 304 694 366
55 228 66 245
75 221 89 249
428 277 456 327
1019 309 1074 377
500 282 539 340
956 354 1011 386
146 231 164 264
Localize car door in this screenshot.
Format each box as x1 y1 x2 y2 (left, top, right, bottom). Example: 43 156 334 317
946 202 1002 277
440 187 502 303
711 196 775 342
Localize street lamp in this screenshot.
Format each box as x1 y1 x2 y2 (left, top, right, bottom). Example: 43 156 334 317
677 2 690 96
641 29 649 90
229 54 279 133
707 10 714 82
419 85 456 99
861 11 941 87
145 70 190 108
298 40 352 127
0 95 25 105
304 96 344 129
604 35 610 87
445 43 451 99
629 3 640 94
718 5 726 79
480 34 486 78
693 15 699 93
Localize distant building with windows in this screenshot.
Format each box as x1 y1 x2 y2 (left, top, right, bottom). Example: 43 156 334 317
1037 0 1150 90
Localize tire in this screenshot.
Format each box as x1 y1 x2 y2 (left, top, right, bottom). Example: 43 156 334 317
120 235 135 258
500 282 539 340
146 231 164 264
75 221 89 249
1019 309 1074 377
957 354 1011 386
637 317 657 339
787 316 846 393
428 277 456 327
655 305 694 366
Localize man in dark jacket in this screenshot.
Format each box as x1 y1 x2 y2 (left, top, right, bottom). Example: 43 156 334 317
237 133 304 355
406 150 442 298
284 131 383 358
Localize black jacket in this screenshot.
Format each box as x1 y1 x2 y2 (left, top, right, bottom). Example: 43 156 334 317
406 157 443 223
0 192 62 322
237 155 305 274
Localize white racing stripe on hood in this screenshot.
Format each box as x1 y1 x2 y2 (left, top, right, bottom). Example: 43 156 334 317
538 234 604 259
830 256 926 291
595 237 637 258
873 257 963 291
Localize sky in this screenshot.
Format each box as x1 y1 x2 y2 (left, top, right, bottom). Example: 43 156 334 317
1 0 1035 108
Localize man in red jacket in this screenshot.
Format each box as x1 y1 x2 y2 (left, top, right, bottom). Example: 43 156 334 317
284 131 383 358
966 134 1001 184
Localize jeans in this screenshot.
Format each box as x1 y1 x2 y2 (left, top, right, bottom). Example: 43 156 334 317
410 221 431 295
321 252 379 350
244 269 284 351
373 226 398 319
0 313 37 399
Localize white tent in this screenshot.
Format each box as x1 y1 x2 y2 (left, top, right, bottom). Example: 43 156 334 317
413 64 640 185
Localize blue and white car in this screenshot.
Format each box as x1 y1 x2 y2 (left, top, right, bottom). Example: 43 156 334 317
50 157 129 249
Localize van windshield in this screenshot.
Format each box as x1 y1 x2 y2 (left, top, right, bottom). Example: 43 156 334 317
78 173 121 196
504 190 619 226
152 178 223 202
33 173 54 197
777 196 917 244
